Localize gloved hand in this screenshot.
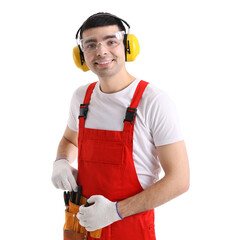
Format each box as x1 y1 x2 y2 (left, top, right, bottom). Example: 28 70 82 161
77 195 123 231
51 159 78 191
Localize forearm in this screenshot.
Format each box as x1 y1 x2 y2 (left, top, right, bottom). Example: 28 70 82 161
56 136 78 164
117 174 189 218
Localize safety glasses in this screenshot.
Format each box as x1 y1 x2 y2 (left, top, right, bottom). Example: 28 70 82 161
79 31 125 53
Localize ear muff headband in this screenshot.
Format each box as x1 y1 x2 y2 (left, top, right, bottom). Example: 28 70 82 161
73 13 140 71
75 13 131 40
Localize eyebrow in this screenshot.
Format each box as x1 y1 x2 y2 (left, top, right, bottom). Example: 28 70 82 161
83 39 97 44
103 35 117 40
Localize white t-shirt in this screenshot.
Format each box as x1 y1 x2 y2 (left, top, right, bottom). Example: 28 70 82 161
68 79 183 189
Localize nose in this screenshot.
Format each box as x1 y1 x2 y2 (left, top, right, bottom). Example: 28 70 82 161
96 42 108 56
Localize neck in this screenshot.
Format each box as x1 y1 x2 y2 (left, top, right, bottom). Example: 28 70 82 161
98 70 136 94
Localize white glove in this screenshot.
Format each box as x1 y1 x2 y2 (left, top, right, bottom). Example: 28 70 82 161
51 159 78 191
77 195 123 231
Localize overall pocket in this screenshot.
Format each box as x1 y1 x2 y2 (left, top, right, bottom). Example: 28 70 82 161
80 140 124 165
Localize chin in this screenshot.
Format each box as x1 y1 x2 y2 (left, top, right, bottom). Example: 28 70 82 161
94 70 118 79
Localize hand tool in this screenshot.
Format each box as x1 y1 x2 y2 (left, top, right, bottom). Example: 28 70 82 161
63 191 70 210
76 186 82 205
70 191 76 204
84 200 89 207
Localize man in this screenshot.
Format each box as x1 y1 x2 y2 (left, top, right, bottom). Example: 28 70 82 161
52 12 190 240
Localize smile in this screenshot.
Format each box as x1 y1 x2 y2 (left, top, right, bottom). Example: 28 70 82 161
95 59 114 67
98 60 112 65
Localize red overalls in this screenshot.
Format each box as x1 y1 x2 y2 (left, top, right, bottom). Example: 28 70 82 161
77 80 156 240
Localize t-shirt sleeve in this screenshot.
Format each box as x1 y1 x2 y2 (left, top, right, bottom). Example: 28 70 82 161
148 92 183 146
67 89 79 132
67 83 92 132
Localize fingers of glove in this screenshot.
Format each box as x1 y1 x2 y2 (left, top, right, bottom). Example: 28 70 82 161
79 219 87 228
56 180 66 190
51 177 59 189
67 174 78 192
87 195 102 204
61 178 73 192
77 210 91 227
52 182 60 189
51 173 62 188
78 205 90 216
71 167 78 179
76 212 83 221
77 215 97 231
77 205 94 223
52 173 72 191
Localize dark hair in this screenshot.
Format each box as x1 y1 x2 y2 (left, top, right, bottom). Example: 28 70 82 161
79 12 126 39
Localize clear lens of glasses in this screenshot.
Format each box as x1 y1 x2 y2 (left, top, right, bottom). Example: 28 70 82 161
80 31 125 53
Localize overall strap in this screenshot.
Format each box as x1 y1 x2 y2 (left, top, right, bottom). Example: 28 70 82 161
78 80 149 132
123 80 149 132
83 82 97 104
78 82 97 130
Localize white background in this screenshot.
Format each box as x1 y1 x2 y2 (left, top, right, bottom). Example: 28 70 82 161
0 0 231 239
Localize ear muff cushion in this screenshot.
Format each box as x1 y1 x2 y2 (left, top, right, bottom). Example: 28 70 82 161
73 46 89 72
125 34 140 62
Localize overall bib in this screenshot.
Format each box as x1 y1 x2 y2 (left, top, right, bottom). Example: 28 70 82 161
77 80 156 240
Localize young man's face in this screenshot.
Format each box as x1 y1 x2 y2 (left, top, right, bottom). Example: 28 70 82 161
81 25 126 79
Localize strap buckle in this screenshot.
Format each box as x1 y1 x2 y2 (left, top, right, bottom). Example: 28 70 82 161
124 107 137 124
79 104 89 119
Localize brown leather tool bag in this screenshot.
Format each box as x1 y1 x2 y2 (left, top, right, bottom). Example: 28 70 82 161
63 195 102 240
64 230 87 240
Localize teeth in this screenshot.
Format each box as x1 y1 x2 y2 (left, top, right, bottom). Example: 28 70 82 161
98 60 112 65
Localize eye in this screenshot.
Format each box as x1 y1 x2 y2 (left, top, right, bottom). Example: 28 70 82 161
106 39 119 47
86 43 96 49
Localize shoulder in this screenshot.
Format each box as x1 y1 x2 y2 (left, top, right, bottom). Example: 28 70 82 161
139 81 179 129
141 82 175 110
144 83 165 98
139 81 183 146
72 82 93 97
71 82 95 103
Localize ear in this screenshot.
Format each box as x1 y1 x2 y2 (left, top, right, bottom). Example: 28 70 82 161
73 46 90 72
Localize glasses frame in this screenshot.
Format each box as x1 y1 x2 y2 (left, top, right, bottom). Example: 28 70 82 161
78 31 125 53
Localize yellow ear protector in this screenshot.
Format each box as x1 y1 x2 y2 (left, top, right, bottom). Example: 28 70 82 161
73 13 140 72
